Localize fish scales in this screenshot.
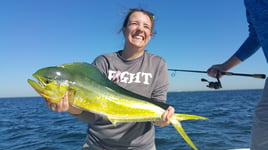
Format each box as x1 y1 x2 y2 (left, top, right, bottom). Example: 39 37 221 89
71 85 163 122
28 62 207 150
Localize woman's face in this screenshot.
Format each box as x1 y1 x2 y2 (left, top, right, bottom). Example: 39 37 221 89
123 11 153 49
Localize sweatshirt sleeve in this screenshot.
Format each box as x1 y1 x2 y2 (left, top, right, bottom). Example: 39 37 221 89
233 10 261 61
72 111 100 124
151 58 169 103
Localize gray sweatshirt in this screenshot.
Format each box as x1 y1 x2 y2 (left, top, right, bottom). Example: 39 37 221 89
74 50 169 150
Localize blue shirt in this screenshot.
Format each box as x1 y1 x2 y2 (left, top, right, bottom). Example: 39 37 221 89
234 0 268 62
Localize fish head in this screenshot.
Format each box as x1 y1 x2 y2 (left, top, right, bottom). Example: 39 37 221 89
28 66 71 103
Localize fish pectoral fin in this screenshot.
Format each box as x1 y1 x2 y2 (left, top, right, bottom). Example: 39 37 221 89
107 117 118 125
170 119 198 150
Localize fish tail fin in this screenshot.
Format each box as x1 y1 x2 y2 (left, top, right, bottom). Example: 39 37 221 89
170 114 208 150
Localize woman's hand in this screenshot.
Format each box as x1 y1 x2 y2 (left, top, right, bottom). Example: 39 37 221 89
45 92 82 114
153 106 175 127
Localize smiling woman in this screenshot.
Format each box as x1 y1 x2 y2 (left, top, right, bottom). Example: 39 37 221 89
42 8 178 150
120 9 155 60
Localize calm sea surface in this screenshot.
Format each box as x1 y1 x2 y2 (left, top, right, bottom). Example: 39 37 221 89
0 89 262 150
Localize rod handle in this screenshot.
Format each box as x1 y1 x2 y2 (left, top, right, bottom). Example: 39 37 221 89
251 74 266 79
223 72 266 79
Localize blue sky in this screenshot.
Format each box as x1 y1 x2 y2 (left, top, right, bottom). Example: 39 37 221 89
1 0 267 98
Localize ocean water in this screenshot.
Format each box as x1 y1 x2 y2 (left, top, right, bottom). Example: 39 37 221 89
0 89 262 150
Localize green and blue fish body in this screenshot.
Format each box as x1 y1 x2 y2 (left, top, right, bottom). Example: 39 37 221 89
28 62 207 150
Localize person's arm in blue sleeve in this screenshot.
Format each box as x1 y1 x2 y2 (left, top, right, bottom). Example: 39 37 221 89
233 10 261 61
207 10 261 78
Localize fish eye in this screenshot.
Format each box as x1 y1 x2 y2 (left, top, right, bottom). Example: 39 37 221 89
45 79 50 84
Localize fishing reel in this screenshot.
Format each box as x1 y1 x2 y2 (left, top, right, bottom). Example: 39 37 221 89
201 72 222 89
201 78 222 89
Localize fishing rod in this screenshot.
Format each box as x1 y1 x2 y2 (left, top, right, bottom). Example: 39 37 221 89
168 69 266 89
168 69 266 79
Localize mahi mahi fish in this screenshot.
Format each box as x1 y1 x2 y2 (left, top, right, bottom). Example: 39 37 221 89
27 62 207 150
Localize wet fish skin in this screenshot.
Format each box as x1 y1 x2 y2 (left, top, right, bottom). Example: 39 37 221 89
28 62 207 150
